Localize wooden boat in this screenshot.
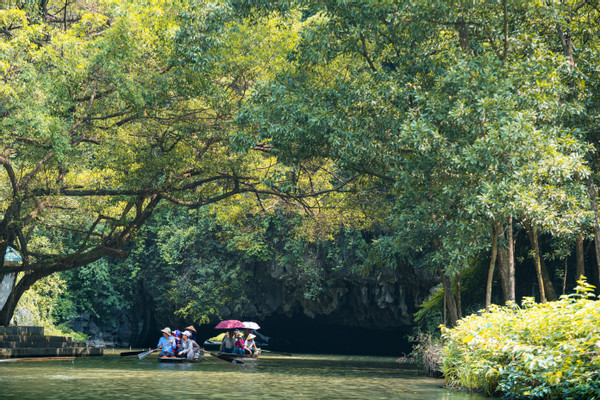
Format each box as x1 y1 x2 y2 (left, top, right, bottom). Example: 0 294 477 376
212 352 259 363
158 355 205 363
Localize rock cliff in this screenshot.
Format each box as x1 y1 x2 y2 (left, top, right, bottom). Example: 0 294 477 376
69 261 437 354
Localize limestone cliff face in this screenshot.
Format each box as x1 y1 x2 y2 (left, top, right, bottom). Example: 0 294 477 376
241 262 438 330
69 261 437 350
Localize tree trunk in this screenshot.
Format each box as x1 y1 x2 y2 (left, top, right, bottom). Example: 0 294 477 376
507 215 515 301
455 273 462 320
457 21 470 53
523 220 546 303
524 220 558 300
486 221 500 310
442 273 459 327
497 216 516 303
587 177 600 287
0 195 161 325
562 258 568 295
502 0 508 64
540 258 557 301
576 233 585 280
0 270 48 326
557 24 575 68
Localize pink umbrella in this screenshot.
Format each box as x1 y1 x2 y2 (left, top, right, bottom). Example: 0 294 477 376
242 321 260 330
214 320 245 329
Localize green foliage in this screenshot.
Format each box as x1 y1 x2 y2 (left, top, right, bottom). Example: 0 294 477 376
14 274 88 342
413 284 444 332
54 204 373 327
235 0 596 283
441 278 600 398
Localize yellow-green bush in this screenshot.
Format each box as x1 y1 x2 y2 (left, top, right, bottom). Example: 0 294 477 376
441 279 600 399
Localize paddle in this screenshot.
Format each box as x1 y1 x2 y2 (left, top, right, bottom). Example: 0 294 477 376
138 348 160 360
208 352 244 364
120 350 147 357
260 349 292 356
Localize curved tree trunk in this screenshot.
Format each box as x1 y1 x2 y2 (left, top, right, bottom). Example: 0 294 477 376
0 270 48 326
0 195 161 325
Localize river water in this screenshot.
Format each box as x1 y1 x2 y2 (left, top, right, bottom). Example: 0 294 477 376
0 351 485 399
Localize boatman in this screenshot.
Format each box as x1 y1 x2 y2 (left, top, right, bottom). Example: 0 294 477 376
157 327 176 357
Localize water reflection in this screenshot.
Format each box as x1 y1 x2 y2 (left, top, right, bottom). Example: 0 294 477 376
0 352 485 400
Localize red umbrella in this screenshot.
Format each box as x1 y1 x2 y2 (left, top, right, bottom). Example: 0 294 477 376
214 320 245 329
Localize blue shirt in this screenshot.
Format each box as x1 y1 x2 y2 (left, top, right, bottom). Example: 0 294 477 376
158 336 176 353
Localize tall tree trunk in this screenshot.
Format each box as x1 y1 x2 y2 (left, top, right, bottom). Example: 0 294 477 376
507 215 515 301
576 233 585 280
497 216 516 303
442 273 459 327
524 220 558 300
562 258 568 295
586 177 600 287
486 221 500 310
502 0 508 64
455 273 462 320
523 220 546 303
540 257 558 301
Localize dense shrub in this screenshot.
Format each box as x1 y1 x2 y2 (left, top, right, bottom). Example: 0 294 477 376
441 279 600 399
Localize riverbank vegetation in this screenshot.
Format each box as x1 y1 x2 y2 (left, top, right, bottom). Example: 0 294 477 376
442 279 600 398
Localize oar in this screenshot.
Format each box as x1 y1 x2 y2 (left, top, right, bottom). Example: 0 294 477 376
120 350 147 357
260 349 292 356
138 348 160 360
208 352 244 364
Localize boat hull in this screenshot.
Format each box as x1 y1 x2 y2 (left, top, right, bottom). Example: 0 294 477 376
158 356 204 363
217 353 259 362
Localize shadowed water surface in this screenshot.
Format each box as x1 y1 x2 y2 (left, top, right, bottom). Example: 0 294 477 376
0 352 486 399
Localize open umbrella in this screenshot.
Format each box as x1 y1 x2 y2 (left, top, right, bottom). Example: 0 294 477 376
242 321 260 330
214 320 245 329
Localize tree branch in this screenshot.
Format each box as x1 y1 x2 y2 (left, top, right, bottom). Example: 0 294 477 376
0 156 19 196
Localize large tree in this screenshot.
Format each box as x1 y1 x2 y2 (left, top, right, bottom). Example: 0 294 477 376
236 0 595 321
0 0 346 325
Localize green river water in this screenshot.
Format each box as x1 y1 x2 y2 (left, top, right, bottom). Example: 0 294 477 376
0 351 486 400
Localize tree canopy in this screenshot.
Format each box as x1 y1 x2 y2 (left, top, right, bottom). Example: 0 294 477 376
3 0 600 328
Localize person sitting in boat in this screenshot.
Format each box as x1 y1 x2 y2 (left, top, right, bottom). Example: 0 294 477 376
184 325 197 341
157 327 177 357
172 329 182 353
178 330 201 359
220 330 236 354
244 333 259 355
232 331 251 355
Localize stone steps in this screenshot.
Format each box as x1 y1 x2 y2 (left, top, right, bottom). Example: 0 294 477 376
0 334 72 343
1 340 79 348
0 326 44 335
0 326 102 359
